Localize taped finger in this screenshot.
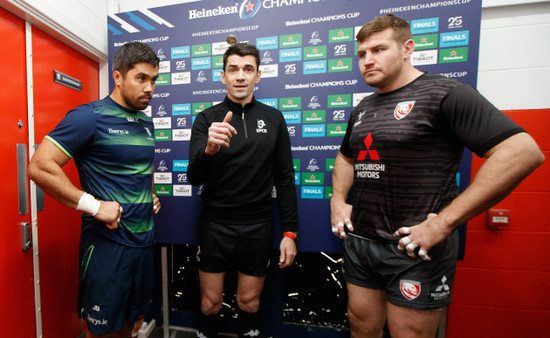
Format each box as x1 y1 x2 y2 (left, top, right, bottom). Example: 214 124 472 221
344 218 353 229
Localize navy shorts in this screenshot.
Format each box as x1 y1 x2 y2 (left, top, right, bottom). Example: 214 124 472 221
197 215 272 276
78 230 154 334
342 231 458 310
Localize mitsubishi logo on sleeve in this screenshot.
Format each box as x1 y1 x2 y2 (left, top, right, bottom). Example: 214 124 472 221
357 132 380 161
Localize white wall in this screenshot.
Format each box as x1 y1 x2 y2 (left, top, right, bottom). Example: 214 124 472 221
1 0 548 110
477 1 550 110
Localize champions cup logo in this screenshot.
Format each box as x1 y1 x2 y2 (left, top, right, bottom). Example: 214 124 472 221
240 0 261 20
394 101 415 120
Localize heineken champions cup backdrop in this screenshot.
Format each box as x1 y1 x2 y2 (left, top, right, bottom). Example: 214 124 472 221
108 0 481 253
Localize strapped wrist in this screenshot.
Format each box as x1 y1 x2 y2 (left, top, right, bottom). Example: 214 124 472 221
76 192 100 216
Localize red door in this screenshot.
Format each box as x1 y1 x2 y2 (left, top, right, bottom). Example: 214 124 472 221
0 7 35 337
32 26 100 337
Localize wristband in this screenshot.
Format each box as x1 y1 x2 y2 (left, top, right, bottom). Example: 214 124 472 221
283 232 297 240
76 192 100 216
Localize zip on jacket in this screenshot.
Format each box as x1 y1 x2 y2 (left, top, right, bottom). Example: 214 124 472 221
241 108 248 138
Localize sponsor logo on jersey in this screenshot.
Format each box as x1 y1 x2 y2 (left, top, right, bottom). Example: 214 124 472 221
394 101 415 120
358 133 379 161
256 119 267 133
400 280 421 300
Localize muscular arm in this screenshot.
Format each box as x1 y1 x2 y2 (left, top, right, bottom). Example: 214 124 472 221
27 138 122 227
28 138 82 208
395 132 545 260
330 152 355 238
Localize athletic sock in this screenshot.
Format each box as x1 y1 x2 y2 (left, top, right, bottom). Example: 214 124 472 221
196 312 219 338
237 309 261 338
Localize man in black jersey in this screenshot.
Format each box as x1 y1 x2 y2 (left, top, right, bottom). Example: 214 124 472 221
188 43 298 338
330 14 544 337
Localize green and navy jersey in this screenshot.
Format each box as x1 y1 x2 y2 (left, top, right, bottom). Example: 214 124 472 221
46 96 156 247
340 73 524 242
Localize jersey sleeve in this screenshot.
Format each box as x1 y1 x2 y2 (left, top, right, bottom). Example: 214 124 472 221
440 84 525 157
339 109 357 159
187 112 215 185
273 113 298 232
45 103 97 158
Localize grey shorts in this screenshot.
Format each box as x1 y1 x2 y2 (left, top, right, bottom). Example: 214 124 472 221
342 231 458 310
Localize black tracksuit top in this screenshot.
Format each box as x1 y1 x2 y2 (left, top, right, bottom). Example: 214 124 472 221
188 96 298 232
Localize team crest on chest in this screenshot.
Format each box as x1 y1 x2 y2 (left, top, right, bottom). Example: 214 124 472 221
394 101 415 120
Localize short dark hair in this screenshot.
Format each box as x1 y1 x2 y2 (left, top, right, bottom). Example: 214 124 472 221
356 14 412 44
223 43 260 71
112 41 160 77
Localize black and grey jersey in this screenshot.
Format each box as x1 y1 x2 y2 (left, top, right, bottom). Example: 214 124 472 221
340 73 524 241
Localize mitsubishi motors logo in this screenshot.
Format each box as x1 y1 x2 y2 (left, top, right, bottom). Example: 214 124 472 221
357 133 380 161
430 275 451 301
394 101 415 120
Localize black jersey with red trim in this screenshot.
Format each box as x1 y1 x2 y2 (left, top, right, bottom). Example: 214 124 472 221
340 73 524 241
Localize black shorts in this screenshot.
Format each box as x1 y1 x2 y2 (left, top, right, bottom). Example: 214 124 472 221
197 216 272 276
78 230 154 334
342 231 458 310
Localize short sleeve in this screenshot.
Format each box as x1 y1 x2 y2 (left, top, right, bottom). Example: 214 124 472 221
440 84 525 157
46 103 97 158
